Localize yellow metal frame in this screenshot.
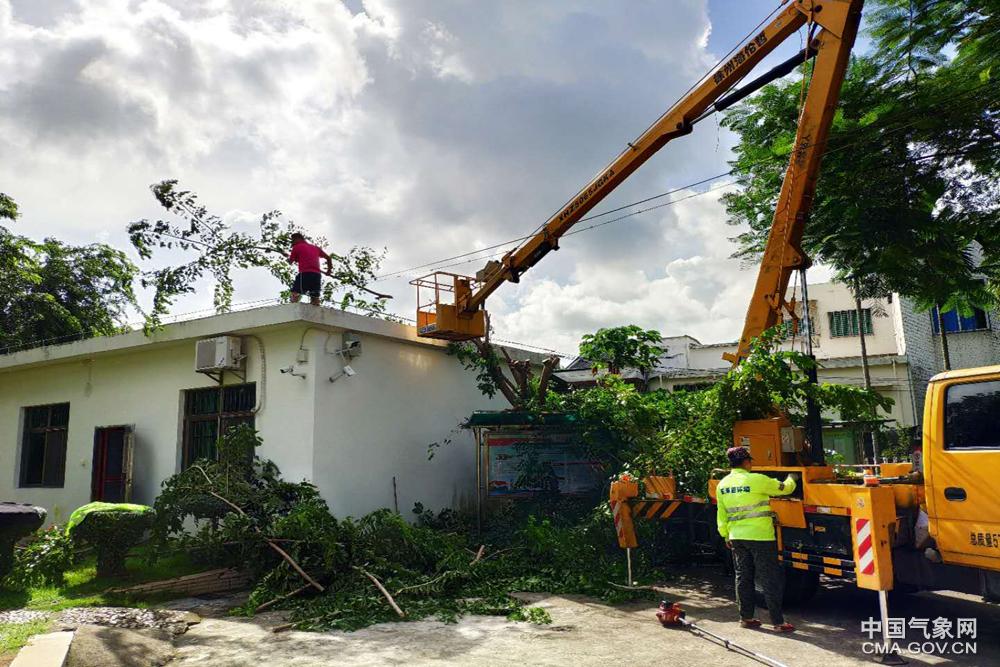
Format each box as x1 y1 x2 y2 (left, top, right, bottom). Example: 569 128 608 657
923 367 1000 572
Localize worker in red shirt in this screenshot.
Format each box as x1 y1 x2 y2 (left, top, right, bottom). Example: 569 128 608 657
288 233 333 305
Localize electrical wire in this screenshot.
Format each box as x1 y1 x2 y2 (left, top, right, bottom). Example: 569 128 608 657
374 172 733 280
486 0 788 263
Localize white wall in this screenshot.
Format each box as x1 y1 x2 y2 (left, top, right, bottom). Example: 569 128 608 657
307 327 506 519
0 330 310 524
0 313 508 526
794 282 901 359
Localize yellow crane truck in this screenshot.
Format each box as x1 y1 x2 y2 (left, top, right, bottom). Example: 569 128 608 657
406 0 1000 607
610 375 1000 604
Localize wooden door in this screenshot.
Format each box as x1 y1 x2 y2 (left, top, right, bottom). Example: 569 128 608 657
91 426 134 502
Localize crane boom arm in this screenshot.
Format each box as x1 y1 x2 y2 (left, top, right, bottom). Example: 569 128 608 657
463 0 833 314
416 0 864 345
727 0 863 362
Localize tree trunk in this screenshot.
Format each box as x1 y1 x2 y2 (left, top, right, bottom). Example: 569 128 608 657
854 292 872 390
536 356 559 403
936 306 952 370
472 339 520 407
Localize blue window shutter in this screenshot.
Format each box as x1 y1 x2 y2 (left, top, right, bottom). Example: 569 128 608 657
942 309 960 333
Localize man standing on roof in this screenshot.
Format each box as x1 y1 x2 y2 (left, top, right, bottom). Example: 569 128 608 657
288 232 333 306
716 445 798 633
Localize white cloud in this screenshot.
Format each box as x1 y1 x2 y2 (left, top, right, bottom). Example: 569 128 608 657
0 0 775 350
491 185 757 354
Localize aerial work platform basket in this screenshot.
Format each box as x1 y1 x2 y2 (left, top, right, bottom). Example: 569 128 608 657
411 271 487 341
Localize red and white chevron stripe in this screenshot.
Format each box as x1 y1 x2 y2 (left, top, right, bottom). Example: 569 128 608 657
610 499 624 542
855 517 875 575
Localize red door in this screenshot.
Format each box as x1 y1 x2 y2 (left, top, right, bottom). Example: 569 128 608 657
91 427 132 502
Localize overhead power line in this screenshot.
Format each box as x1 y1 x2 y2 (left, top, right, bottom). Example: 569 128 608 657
374 172 733 281
373 80 997 283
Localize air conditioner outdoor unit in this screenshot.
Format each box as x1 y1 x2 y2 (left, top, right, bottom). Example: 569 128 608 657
195 336 244 373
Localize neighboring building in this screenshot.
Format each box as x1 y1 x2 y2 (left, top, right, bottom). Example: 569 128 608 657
555 281 1000 455
0 304 537 526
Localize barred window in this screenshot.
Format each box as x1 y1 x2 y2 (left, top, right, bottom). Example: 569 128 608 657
20 403 70 487
827 309 873 338
182 384 255 468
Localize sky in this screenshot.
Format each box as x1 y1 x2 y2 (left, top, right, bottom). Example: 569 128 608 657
0 0 853 356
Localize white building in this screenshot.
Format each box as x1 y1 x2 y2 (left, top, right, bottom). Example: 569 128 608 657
0 305 517 525
651 282 922 430
654 282 998 428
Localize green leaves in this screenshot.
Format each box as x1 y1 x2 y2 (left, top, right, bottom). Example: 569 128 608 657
545 328 893 494
0 224 138 352
0 193 17 221
722 4 1000 315
69 508 155 578
3 527 73 589
578 325 663 376
129 180 390 330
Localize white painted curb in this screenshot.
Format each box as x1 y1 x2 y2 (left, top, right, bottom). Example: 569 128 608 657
11 630 74 667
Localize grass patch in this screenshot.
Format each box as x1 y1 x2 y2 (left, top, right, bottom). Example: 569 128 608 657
0 618 52 658
0 545 205 613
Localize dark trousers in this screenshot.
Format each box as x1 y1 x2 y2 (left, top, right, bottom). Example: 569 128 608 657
731 539 784 624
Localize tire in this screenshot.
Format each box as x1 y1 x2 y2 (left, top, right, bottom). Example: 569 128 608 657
755 568 820 607
782 568 820 605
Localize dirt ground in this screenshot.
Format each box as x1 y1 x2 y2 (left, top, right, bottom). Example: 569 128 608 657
161 571 1000 667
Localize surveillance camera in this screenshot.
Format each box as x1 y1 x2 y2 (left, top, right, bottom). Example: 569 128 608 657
343 365 356 377
280 365 294 374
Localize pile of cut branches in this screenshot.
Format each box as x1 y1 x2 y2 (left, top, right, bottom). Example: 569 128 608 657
151 426 650 632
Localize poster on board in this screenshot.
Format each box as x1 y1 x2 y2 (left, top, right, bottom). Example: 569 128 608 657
486 431 602 497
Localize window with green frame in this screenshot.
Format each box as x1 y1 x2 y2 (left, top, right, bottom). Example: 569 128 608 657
183 384 255 467
778 319 796 339
827 309 873 338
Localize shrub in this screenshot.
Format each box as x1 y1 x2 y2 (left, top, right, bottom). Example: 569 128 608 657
68 504 155 578
5 526 74 589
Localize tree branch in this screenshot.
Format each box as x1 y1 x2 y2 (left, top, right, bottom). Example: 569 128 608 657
356 567 405 617
190 465 325 592
255 583 312 613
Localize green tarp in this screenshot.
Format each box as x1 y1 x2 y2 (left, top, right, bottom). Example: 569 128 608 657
66 502 154 534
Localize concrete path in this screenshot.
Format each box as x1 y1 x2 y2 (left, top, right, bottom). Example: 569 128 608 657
163 572 1000 667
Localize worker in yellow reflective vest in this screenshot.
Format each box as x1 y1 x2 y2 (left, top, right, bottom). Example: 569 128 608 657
716 446 797 632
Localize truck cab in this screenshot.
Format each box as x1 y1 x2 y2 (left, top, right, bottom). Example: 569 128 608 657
923 366 1000 577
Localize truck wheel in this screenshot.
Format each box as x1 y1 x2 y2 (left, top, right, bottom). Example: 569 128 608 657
782 569 820 605
756 568 819 607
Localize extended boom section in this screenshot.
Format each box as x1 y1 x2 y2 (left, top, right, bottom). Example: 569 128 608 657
727 0 864 363
413 0 837 340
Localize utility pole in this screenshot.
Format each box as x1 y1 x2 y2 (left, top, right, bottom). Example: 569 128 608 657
854 278 875 463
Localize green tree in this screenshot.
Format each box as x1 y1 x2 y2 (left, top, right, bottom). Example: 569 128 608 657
722 1 1000 329
578 325 663 376
546 329 892 493
0 193 17 221
0 195 138 352
128 180 390 330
